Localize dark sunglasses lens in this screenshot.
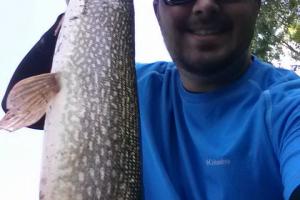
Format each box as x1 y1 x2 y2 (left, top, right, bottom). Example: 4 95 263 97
164 0 194 5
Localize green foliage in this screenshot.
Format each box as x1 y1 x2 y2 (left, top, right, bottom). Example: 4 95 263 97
251 0 300 62
289 23 300 43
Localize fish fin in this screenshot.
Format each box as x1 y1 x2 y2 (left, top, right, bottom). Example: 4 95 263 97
0 73 60 132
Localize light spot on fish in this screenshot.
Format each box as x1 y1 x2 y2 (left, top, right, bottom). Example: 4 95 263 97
113 49 118 55
85 76 91 83
75 160 79 167
100 71 106 78
82 156 88 166
83 131 88 139
84 120 89 129
112 91 118 97
130 178 136 183
79 172 85 182
106 159 112 167
114 144 119 151
90 113 96 121
74 131 79 141
89 141 93 151
120 183 126 190
113 133 117 140
71 184 76 192
70 115 80 122
107 59 111 67
97 136 101 144
117 83 122 89
79 145 84 154
95 154 100 164
101 148 105 156
105 139 111 147
96 36 100 43
79 47 84 54
89 168 95 178
71 153 76 161
107 182 112 194
111 103 118 109
96 188 101 199
77 55 85 64
76 194 83 200
100 167 105 180
100 125 107 135
70 34 76 42
87 186 92 197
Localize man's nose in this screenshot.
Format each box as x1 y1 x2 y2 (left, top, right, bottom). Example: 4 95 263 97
192 0 220 18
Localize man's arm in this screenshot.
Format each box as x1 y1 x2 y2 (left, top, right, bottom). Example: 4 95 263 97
1 14 64 130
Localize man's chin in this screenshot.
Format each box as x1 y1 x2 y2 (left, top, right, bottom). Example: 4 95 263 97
182 56 232 75
177 49 250 78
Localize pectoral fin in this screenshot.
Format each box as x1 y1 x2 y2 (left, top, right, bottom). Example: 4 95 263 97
0 73 60 132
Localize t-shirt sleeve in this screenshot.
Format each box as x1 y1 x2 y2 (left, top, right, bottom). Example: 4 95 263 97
270 80 300 200
136 61 172 80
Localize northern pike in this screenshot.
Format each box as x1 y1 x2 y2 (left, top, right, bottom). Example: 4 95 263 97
0 0 141 199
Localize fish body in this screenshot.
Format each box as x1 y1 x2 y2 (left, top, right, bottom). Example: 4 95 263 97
41 0 140 199
0 0 141 199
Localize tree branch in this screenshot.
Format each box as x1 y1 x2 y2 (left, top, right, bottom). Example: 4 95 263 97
273 34 300 57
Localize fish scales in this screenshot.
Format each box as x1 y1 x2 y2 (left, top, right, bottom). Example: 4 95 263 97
39 0 140 199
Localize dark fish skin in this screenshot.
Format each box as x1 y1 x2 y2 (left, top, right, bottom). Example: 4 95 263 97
38 0 141 199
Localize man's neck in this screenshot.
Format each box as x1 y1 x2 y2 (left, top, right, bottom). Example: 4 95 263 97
178 53 252 93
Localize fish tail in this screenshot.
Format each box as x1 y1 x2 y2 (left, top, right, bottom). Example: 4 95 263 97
0 73 60 132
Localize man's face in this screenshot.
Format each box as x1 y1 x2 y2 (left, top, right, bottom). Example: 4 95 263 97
154 0 260 75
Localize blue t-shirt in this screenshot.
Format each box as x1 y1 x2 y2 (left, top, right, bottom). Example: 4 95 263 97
136 56 300 200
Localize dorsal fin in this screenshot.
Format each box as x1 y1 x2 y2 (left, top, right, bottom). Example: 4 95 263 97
0 73 60 132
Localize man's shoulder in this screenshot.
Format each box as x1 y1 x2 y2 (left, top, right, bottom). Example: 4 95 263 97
135 61 176 81
249 57 300 92
250 57 300 108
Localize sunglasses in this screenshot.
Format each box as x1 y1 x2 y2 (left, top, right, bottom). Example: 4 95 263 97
164 0 195 5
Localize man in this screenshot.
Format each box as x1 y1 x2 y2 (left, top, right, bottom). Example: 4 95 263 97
2 0 300 199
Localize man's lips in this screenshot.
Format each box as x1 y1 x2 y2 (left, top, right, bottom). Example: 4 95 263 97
187 24 231 36
186 16 233 37
185 25 232 50
189 28 225 36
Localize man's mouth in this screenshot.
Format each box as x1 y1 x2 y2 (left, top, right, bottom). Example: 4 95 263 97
190 28 225 36
187 18 232 37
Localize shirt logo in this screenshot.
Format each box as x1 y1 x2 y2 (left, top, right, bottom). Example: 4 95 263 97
206 158 231 166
